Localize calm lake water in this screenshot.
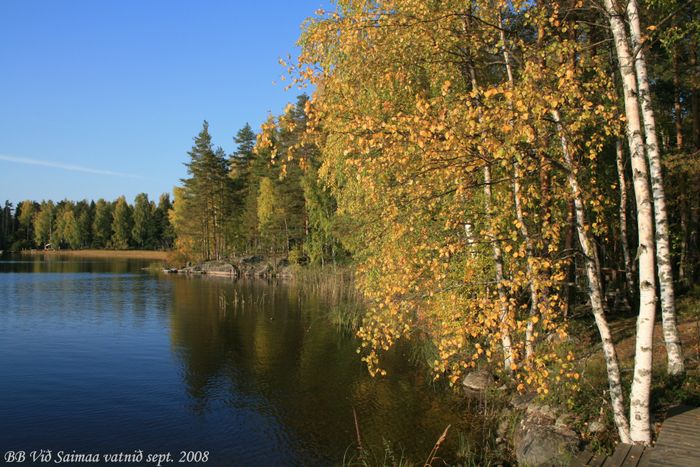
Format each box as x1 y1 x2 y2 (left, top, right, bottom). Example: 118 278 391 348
0 254 480 466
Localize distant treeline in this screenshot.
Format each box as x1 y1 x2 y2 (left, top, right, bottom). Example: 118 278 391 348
170 94 346 266
0 194 175 251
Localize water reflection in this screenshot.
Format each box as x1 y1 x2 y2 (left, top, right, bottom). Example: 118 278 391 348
0 252 154 274
0 256 477 465
167 276 473 463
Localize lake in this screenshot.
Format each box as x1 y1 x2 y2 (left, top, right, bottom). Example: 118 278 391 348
0 254 482 466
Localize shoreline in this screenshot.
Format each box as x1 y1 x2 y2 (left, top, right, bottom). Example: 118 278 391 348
20 249 168 260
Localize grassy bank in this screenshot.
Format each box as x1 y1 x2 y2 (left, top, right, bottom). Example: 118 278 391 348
21 249 168 260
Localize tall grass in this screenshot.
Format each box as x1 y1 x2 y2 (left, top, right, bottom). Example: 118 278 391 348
290 264 367 333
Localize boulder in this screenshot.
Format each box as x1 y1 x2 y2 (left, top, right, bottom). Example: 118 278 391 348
241 255 264 264
512 402 581 466
510 392 536 410
526 403 559 423
462 369 495 395
201 261 238 276
514 424 581 466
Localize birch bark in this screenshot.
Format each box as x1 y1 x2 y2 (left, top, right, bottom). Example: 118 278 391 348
499 13 539 359
627 0 685 378
616 140 635 296
603 0 658 444
553 109 632 443
466 58 514 370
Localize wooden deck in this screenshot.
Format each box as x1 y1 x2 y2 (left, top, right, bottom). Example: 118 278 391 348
572 406 700 467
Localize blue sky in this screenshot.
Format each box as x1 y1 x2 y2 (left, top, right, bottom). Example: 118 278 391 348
0 0 326 205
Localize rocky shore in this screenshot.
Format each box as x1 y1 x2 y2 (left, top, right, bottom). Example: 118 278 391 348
164 256 293 279
462 369 597 466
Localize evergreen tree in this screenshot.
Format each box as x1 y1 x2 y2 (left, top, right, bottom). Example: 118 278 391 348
0 201 13 250
175 121 234 260
154 193 175 249
228 123 258 252
230 123 256 177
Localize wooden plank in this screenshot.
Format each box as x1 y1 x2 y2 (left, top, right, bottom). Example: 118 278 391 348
647 459 696 467
620 444 645 467
662 421 700 429
656 432 700 441
654 440 700 450
571 449 595 466
658 432 699 439
602 443 632 467
589 453 606 467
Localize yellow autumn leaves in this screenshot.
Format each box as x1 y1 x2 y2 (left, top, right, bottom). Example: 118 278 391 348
289 0 620 394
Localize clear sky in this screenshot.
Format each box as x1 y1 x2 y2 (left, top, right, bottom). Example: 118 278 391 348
0 0 326 205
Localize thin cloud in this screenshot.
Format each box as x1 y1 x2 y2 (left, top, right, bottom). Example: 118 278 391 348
0 154 141 178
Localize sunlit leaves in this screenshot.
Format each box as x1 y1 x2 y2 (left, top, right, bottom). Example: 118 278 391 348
293 0 619 394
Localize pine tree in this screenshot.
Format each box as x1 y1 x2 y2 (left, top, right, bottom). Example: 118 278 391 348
154 193 175 249
228 124 258 252
174 121 234 260
0 201 13 250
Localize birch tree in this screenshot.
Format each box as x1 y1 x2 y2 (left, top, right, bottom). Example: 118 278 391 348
603 0 659 444
626 0 684 378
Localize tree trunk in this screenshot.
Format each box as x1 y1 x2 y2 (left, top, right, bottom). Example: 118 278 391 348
564 199 576 319
604 0 658 444
627 0 685 378
499 12 539 360
484 164 515 371
465 55 514 371
553 109 631 444
691 39 700 151
616 140 635 297
513 161 539 359
673 50 683 149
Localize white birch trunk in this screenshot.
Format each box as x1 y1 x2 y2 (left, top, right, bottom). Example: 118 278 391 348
627 0 685 378
553 110 632 443
466 57 515 371
499 13 539 360
603 0 658 445
513 162 539 359
484 164 514 371
616 140 635 295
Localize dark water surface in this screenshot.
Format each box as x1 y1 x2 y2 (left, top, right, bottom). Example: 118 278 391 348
0 254 475 466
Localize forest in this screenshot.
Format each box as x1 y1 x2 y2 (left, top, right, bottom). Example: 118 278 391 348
2 0 699 453
0 194 175 251
168 96 346 266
